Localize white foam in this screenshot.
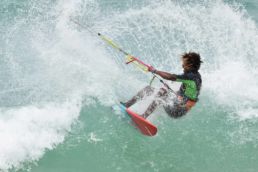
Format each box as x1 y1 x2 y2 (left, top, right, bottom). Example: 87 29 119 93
88 0 258 120
87 132 103 143
236 108 258 121
2 0 258 170
0 0 129 170
0 102 81 171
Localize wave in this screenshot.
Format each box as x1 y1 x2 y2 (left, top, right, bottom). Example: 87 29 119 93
1 0 258 171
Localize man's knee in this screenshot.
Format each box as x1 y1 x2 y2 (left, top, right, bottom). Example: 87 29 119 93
144 85 154 91
142 85 155 96
157 87 168 97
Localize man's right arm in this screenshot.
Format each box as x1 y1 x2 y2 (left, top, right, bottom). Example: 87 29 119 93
154 70 177 81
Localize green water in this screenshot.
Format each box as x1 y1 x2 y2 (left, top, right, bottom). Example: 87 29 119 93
1 0 258 172
26 102 258 172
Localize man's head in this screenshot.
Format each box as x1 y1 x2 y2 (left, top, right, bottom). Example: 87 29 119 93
181 52 202 72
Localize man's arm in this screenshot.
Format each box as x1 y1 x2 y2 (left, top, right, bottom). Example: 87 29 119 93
154 70 177 81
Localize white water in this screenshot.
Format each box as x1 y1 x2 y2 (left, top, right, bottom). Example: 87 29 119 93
0 102 80 170
1 0 258 171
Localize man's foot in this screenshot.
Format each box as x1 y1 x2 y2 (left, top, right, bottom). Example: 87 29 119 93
120 101 129 108
141 113 148 119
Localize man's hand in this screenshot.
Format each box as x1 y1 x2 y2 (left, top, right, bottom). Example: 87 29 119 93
148 66 156 73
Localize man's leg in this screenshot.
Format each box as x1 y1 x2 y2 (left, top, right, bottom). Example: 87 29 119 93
123 86 155 108
142 87 168 119
164 100 188 118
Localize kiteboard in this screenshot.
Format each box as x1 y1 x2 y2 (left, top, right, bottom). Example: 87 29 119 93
112 103 157 136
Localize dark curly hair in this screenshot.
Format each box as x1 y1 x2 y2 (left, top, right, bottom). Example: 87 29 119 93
182 52 203 71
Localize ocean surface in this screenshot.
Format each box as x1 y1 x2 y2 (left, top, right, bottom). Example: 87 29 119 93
1 0 258 171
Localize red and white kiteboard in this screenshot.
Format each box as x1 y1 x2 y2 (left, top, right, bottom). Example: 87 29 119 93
112 104 157 136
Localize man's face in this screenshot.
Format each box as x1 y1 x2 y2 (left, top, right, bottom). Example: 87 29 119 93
182 58 191 72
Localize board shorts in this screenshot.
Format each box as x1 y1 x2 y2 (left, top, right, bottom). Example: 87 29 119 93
163 95 196 118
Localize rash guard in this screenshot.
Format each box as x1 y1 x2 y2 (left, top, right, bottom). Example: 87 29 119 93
175 71 202 102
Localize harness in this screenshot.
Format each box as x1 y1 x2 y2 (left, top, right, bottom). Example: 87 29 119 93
177 96 196 111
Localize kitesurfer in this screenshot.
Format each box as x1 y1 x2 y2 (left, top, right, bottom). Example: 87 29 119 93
121 52 202 118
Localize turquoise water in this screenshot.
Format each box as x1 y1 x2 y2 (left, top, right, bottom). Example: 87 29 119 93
1 0 258 171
